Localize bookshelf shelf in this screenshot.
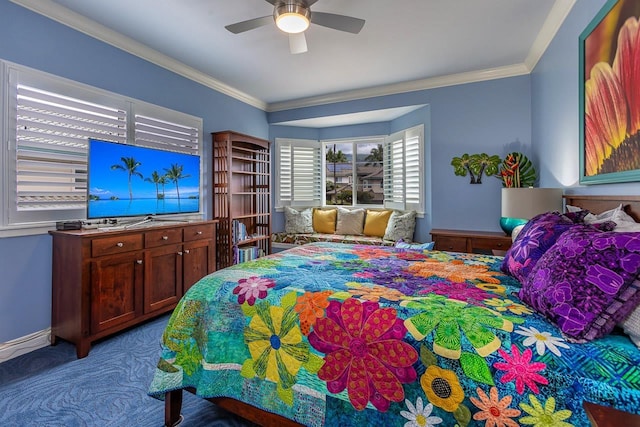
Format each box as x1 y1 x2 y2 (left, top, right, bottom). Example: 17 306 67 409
212 130 271 269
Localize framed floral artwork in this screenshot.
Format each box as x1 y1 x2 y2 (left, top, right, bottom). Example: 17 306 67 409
579 0 640 184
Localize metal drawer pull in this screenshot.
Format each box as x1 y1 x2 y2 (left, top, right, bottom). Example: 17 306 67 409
184 249 190 254
162 236 169 240
196 231 203 235
137 260 143 264
178 251 183 256
116 242 124 247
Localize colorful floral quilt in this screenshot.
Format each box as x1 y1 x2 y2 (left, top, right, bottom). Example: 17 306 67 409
148 242 640 426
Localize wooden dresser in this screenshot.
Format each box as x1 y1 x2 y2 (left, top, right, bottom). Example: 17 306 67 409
49 220 216 358
430 228 512 255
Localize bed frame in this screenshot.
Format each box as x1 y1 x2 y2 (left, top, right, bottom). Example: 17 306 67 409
163 194 640 427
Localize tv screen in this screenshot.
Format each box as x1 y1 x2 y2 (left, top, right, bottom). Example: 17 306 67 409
87 139 200 219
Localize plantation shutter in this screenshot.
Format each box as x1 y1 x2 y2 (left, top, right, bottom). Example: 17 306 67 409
383 125 424 212
404 125 423 212
276 139 321 207
134 106 200 155
383 131 405 210
11 77 127 224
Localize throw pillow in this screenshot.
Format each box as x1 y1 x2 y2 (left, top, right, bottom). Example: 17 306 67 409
312 208 337 234
335 208 365 235
519 226 640 341
284 207 313 234
363 209 393 237
501 212 575 283
620 303 640 348
383 210 417 242
395 240 434 250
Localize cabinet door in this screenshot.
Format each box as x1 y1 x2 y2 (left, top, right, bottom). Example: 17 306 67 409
90 252 144 334
182 239 215 293
145 244 183 314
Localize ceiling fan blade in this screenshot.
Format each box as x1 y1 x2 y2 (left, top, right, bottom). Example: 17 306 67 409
225 15 272 34
289 32 308 54
311 12 365 34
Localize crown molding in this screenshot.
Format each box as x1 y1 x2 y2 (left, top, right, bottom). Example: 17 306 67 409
525 0 577 70
266 63 530 112
10 0 268 111
12 0 574 114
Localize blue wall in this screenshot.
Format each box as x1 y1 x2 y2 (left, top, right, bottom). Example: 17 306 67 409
532 0 639 194
0 1 268 342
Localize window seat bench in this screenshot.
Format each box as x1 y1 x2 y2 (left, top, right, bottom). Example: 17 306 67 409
271 232 395 252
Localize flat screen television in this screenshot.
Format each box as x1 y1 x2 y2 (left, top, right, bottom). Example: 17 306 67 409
87 139 201 220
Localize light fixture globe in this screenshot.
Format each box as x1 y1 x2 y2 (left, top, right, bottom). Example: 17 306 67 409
274 3 310 34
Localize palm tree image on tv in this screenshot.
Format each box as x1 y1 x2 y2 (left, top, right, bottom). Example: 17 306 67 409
87 140 200 219
111 156 143 200
164 163 191 208
145 170 165 199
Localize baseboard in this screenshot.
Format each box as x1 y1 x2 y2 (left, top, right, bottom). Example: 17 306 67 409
0 328 51 363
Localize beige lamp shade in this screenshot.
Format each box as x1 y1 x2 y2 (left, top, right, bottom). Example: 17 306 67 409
501 188 564 219
500 188 563 235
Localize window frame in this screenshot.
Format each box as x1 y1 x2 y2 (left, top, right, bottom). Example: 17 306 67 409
0 60 204 237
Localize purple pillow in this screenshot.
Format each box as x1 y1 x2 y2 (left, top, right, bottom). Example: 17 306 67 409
519 226 640 340
501 212 575 283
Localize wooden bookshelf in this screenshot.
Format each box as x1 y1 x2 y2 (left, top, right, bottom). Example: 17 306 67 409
212 131 271 269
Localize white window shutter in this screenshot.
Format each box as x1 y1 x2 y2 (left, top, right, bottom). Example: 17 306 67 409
383 131 405 210
404 125 423 212
275 138 321 207
11 82 127 224
134 104 201 155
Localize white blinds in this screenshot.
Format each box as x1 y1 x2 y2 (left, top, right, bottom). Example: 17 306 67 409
383 125 424 212
276 139 322 207
404 126 423 211
134 114 199 156
383 132 405 210
15 84 127 214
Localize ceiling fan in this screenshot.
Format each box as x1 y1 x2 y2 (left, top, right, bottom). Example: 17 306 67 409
225 0 366 54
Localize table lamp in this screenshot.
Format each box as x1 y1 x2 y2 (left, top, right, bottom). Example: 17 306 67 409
500 188 563 235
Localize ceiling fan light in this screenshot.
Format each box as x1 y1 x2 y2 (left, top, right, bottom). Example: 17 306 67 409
276 13 310 33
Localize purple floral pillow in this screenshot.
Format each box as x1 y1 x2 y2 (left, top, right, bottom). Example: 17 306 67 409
519 226 640 340
501 212 576 283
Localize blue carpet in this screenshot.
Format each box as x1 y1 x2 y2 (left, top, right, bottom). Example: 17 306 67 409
0 315 256 427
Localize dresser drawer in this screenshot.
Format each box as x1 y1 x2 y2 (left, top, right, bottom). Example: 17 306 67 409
470 237 511 251
434 236 467 252
183 224 214 242
145 227 183 248
91 234 143 257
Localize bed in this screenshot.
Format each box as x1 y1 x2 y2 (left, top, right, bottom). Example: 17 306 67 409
149 195 640 427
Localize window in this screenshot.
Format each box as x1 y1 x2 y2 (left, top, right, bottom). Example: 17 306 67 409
0 60 203 236
324 138 385 206
275 124 424 213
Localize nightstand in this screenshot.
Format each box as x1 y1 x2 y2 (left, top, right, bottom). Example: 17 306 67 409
430 229 512 255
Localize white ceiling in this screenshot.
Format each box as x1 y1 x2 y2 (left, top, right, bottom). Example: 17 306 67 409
14 0 575 117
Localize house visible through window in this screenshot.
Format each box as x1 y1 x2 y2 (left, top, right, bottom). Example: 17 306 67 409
275 124 424 213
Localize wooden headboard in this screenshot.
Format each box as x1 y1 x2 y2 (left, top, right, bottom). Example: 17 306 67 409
563 195 640 223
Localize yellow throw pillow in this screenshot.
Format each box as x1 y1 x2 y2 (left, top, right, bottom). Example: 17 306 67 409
363 209 392 237
313 208 337 234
